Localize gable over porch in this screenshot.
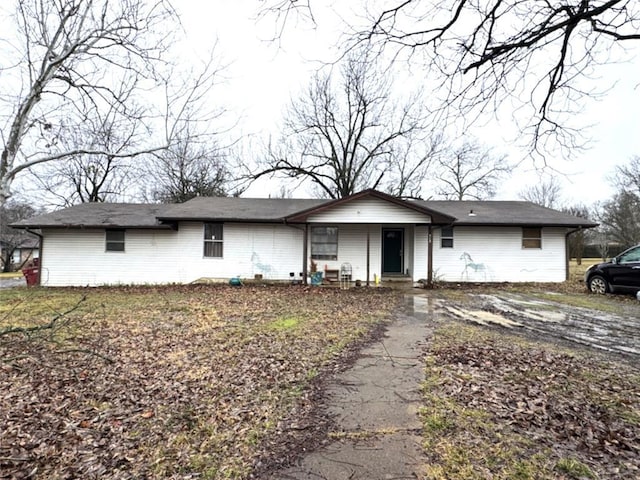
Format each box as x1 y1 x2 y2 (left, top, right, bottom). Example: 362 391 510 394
285 190 454 286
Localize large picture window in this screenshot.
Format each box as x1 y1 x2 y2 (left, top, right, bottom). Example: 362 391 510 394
441 226 454 248
311 226 338 260
204 223 223 258
105 229 125 252
522 227 542 249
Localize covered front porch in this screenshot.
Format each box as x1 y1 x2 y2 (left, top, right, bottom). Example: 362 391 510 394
302 223 432 286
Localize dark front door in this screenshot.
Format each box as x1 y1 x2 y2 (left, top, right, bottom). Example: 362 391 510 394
382 228 404 274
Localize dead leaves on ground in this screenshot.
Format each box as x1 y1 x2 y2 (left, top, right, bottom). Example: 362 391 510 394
0 285 399 479
422 325 640 479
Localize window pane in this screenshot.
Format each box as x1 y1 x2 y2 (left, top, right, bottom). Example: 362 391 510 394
106 229 125 252
523 238 542 249
204 223 223 240
522 227 541 249
106 242 125 252
204 241 223 258
106 230 125 242
441 227 453 248
311 226 338 260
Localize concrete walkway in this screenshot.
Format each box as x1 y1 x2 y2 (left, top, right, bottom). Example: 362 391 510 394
269 295 432 480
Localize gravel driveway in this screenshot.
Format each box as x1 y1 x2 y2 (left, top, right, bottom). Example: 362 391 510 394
411 291 640 358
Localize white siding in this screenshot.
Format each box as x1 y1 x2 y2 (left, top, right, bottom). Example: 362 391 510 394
39 222 570 286
40 224 303 286
432 226 568 282
307 197 431 224
413 226 429 280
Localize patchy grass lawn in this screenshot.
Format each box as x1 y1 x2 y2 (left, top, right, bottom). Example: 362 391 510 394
0 285 400 479
420 293 640 479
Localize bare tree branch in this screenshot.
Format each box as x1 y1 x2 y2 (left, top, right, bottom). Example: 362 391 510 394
250 50 436 198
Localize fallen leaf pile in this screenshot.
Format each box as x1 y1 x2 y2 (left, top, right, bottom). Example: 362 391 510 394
0 285 399 479
423 324 640 479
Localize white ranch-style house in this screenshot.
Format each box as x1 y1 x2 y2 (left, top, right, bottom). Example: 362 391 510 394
13 190 596 287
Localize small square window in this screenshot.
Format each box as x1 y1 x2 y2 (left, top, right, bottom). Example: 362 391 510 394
522 227 542 249
441 226 454 248
106 229 125 252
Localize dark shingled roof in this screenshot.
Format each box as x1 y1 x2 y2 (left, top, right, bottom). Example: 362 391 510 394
158 197 327 222
416 200 597 227
11 194 597 229
12 203 173 229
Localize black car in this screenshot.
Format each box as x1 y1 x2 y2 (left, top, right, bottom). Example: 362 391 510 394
585 245 640 294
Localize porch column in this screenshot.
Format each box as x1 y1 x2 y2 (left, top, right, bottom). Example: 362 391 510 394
302 224 308 285
366 226 370 287
427 225 433 287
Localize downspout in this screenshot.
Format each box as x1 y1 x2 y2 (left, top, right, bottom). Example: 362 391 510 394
565 227 581 281
26 228 43 286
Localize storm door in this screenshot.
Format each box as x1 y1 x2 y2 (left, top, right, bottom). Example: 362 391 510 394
382 228 404 274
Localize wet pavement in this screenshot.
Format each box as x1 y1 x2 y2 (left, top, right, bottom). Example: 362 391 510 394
414 292 640 358
0 276 25 289
269 297 433 479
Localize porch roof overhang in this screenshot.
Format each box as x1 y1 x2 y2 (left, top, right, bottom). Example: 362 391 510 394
284 189 456 224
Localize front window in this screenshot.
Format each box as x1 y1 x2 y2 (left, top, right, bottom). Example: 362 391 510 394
311 226 338 260
441 226 454 248
204 223 223 258
522 227 542 249
106 229 125 252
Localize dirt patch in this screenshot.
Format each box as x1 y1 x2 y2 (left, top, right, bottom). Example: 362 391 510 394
428 291 640 359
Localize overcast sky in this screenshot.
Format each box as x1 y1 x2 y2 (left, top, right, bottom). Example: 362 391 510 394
177 1 639 206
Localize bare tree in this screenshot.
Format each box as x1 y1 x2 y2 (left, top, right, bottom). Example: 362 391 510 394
149 136 231 203
0 0 180 206
519 177 564 209
0 201 37 272
25 89 143 206
434 140 509 200
260 1 640 156
599 191 640 248
252 51 434 199
612 155 640 196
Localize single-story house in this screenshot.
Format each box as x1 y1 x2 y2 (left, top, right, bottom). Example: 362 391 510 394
12 189 596 287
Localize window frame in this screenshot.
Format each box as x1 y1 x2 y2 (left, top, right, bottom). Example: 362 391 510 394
522 227 542 249
105 229 125 252
310 226 338 261
441 226 454 248
203 223 224 258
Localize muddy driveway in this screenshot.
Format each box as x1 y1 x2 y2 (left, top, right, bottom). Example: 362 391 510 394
410 291 640 358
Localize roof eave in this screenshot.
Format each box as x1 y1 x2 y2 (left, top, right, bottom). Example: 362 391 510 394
451 221 599 228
